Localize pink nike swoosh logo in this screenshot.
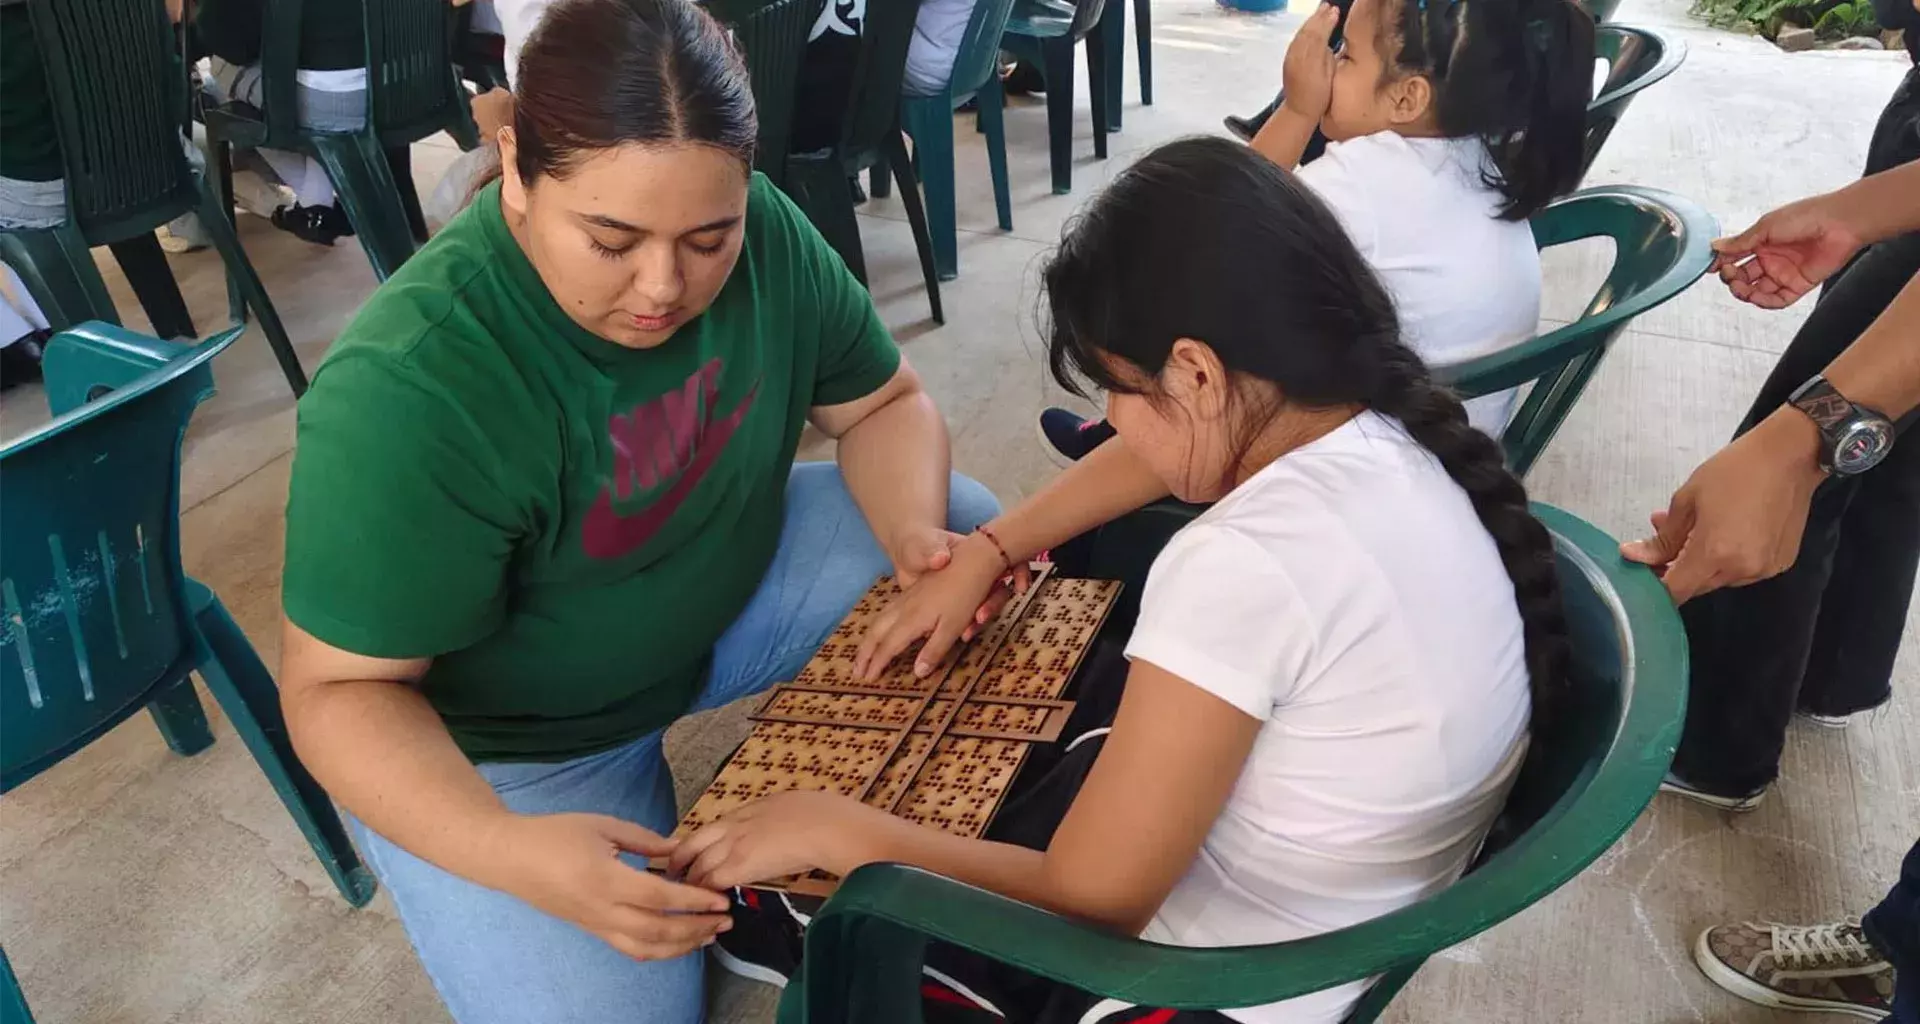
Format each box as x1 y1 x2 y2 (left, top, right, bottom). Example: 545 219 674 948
581 382 761 560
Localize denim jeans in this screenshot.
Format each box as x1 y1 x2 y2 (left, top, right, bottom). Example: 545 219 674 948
349 462 1000 1024
1866 839 1920 1024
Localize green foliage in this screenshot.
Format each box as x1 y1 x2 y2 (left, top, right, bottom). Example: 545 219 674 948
1689 0 1881 37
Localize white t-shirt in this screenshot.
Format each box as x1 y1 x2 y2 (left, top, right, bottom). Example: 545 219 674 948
1296 133 1543 436
1127 412 1532 1024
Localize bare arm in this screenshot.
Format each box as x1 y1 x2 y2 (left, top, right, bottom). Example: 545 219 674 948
812 358 957 585
672 660 1261 934
853 436 1173 679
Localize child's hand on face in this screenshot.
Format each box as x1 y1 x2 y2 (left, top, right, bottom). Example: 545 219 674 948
1280 3 1341 123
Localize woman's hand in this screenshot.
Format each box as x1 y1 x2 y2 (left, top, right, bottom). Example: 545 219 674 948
887 526 968 588
487 812 733 961
1710 197 1868 310
1280 3 1341 124
669 791 891 890
855 534 1030 680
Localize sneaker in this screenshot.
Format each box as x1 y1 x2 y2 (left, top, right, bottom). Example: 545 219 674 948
0 330 48 390
1660 771 1767 812
1037 408 1116 468
1223 114 1260 141
708 888 809 989
270 202 355 247
1694 919 1893 1020
1797 699 1888 729
1003 59 1045 97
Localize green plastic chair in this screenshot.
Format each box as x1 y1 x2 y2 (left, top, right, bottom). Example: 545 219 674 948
204 0 482 283
1002 0 1112 195
895 0 1020 280
0 322 376 1024
1583 25 1685 176
0 0 308 396
781 0 946 322
710 0 826 190
774 502 1687 1024
1098 0 1149 130
1438 185 1716 477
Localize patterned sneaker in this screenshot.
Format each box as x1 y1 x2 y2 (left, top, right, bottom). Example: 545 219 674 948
1037 409 1117 468
1694 920 1893 1019
1659 771 1766 812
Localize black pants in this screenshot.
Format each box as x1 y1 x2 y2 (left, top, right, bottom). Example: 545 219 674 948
1867 839 1920 1024
1669 71 1920 796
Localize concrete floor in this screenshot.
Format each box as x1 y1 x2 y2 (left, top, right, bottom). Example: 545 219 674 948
2 0 1917 1019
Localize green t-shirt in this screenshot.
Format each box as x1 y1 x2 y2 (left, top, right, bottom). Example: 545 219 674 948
283 175 900 763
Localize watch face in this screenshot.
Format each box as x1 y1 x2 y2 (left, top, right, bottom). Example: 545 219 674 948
1833 418 1895 475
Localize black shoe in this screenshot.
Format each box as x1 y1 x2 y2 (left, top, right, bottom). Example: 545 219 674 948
1224 114 1260 141
1038 408 1117 467
849 175 868 206
0 330 48 390
709 888 812 989
270 201 355 246
1003 59 1046 97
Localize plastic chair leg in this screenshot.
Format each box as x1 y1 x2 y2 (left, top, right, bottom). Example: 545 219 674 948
885 132 945 323
1041 39 1076 194
310 132 419 282
446 76 484 152
104 234 196 340
186 580 377 908
902 100 960 280
869 164 892 200
1135 0 1153 105
978 77 1014 232
194 176 309 396
0 225 119 332
146 676 215 756
0 947 34 1024
384 145 432 244
1086 32 1110 160
212 141 248 327
790 160 869 285
1100 0 1125 131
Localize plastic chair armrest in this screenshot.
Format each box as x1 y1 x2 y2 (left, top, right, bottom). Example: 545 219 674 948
42 323 240 415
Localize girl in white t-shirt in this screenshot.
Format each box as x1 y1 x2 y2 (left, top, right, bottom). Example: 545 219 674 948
671 138 1570 1024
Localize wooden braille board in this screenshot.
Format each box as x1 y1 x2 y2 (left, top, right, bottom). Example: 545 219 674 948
667 566 1121 895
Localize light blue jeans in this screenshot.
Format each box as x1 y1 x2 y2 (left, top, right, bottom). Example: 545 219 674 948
350 462 1000 1024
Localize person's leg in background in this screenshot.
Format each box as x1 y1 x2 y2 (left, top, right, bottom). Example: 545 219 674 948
0 262 50 387
1664 232 1920 807
1693 839 1915 1021
208 59 361 246
0 174 198 341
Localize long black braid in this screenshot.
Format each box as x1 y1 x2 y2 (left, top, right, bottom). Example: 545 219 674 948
1044 137 1569 726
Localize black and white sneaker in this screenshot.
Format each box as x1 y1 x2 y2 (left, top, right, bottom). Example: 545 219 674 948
709 888 813 989
1037 408 1117 468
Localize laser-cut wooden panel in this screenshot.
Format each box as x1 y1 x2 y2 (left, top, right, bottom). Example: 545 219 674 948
668 570 1120 893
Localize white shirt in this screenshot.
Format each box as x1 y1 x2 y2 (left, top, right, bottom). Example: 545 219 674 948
493 0 559 89
1127 412 1532 1024
1297 133 1543 435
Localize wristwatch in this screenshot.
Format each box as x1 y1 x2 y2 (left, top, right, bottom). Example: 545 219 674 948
1787 376 1896 476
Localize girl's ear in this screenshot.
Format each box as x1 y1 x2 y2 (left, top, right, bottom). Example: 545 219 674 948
1165 338 1230 421
498 128 528 216
1385 73 1434 126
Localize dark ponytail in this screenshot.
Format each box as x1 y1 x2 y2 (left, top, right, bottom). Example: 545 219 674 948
508 0 756 184
1384 0 1596 220
1044 137 1569 725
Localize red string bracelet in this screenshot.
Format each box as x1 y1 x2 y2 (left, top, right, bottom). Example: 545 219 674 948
975 525 1015 572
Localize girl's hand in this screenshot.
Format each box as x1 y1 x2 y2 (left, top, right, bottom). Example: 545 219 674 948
887 526 968 588
487 812 733 961
668 791 890 889
1280 4 1341 124
854 535 1031 681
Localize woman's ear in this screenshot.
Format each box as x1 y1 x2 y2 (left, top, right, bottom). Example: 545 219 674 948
1386 73 1434 127
498 128 528 216
1166 338 1230 420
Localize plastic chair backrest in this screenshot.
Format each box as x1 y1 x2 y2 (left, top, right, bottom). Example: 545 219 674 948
948 0 1023 98
779 503 1687 1024
1437 185 1715 477
834 0 929 160
1585 25 1685 172
25 0 196 246
0 324 237 792
258 0 458 144
710 0 825 183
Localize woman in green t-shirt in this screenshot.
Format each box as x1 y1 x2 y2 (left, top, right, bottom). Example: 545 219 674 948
276 0 997 1019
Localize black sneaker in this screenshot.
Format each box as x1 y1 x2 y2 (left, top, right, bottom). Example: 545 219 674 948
270 201 356 246
1224 114 1260 141
709 887 811 989
1038 408 1116 468
1660 771 1766 812
1003 59 1046 97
